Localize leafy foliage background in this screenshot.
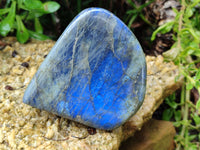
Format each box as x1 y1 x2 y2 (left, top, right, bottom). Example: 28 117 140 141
0 0 199 149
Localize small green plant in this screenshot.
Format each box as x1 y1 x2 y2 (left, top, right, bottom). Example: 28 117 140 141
125 0 154 28
162 93 182 122
152 0 200 149
0 0 60 43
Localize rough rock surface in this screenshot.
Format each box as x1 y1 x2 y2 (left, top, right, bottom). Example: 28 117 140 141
0 37 183 150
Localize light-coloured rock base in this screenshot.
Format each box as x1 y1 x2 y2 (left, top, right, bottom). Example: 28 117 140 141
0 37 183 150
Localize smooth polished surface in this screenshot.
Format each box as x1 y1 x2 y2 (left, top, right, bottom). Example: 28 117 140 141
23 8 146 130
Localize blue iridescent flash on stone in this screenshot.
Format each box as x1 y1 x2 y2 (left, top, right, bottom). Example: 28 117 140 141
23 8 146 130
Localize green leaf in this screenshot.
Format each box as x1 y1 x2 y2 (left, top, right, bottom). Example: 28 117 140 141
34 18 43 34
195 81 200 89
28 30 50 41
26 11 45 20
188 144 198 150
180 47 195 57
185 7 194 18
165 99 178 109
188 135 197 141
151 21 174 41
126 10 137 14
42 1 60 13
128 14 137 28
16 15 29 43
193 113 200 125
168 93 176 101
127 0 137 8
186 82 193 90
181 28 199 41
163 47 180 61
17 0 23 10
0 1 16 36
179 120 190 126
173 121 181 127
162 108 174 121
139 0 155 10
23 0 43 10
174 110 182 121
0 8 10 15
196 69 200 80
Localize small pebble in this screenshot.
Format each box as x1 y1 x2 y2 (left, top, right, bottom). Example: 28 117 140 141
21 62 29 68
87 127 96 135
5 85 14 90
12 50 18 57
44 54 47 58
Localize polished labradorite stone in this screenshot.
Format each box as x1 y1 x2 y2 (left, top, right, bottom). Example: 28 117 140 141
23 8 146 130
